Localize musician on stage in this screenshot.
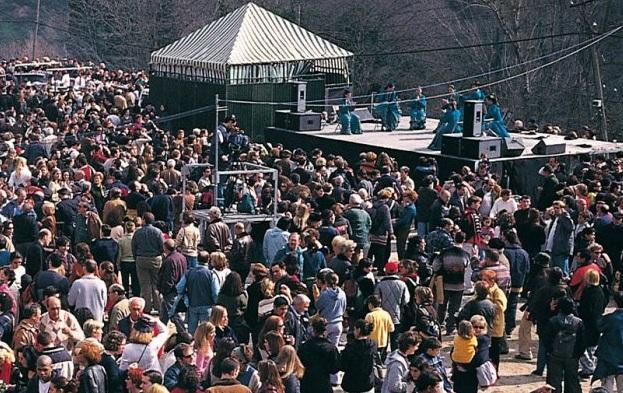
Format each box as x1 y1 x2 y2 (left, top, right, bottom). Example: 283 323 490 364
409 86 427 130
428 100 461 150
484 95 510 138
378 83 401 131
338 90 362 135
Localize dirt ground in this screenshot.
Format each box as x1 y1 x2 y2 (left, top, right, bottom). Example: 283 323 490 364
333 298 609 393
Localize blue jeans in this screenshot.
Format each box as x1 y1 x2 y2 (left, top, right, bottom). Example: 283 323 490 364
187 306 212 334
551 254 570 277
185 255 198 269
417 221 429 237
505 290 520 334
160 292 186 333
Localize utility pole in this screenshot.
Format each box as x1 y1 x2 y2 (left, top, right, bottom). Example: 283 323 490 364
296 0 301 24
575 1 608 140
591 43 608 140
32 0 41 60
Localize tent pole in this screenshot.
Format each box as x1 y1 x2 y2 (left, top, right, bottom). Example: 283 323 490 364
214 94 220 207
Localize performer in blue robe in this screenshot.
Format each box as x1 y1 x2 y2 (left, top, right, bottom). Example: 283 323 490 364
379 83 401 131
338 90 361 135
485 95 509 138
448 84 464 121
428 100 461 150
465 81 485 101
409 86 427 130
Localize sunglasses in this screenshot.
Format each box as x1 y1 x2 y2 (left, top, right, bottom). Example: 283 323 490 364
473 325 486 330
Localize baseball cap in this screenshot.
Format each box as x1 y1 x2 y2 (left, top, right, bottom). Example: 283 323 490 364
385 261 399 274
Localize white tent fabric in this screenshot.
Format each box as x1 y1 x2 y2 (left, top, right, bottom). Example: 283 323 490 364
150 2 352 84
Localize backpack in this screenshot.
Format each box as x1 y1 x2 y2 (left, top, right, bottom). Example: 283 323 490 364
343 277 359 300
20 281 38 306
551 316 580 359
236 184 256 214
414 303 441 339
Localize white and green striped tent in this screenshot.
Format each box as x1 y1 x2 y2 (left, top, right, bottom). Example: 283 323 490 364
150 2 353 85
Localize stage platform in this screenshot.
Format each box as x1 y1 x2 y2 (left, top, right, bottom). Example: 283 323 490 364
263 115 623 196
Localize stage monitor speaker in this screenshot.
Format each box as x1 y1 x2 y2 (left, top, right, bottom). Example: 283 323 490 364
274 110 321 131
284 81 307 112
295 81 307 113
461 136 502 159
463 100 484 137
531 139 566 155
441 134 463 156
502 137 525 157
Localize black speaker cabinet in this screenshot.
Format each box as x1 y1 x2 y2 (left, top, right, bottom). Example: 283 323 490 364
274 110 321 131
441 134 463 156
531 139 566 155
461 136 502 159
502 137 526 157
463 100 484 137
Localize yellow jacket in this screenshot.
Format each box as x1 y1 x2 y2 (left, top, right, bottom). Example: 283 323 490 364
365 307 395 349
488 283 507 338
452 335 478 364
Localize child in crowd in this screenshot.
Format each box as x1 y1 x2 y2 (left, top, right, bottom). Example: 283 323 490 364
451 320 478 371
416 337 452 393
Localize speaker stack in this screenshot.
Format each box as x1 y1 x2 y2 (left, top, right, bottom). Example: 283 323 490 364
274 110 321 131
463 100 484 137
273 80 321 131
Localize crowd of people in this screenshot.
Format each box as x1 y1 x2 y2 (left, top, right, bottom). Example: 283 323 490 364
0 57 621 393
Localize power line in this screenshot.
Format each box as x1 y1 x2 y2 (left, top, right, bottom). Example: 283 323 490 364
219 24 623 107
357 32 595 57
247 29 609 104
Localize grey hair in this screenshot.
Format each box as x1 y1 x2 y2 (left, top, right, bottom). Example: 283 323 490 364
207 206 222 219
128 297 145 309
293 294 310 305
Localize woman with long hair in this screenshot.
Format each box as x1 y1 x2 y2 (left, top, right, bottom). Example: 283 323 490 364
8 157 31 189
0 341 15 385
77 340 107 393
260 332 285 362
209 305 238 344
210 252 231 288
217 272 249 344
119 317 169 373
291 204 310 233
41 202 57 241
245 266 274 343
193 322 216 378
257 316 284 356
98 261 119 289
275 345 304 393
257 360 285 393
48 168 64 202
